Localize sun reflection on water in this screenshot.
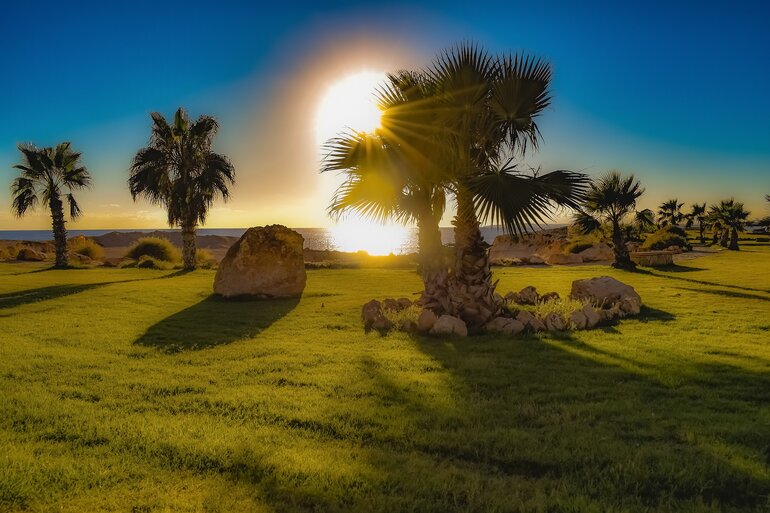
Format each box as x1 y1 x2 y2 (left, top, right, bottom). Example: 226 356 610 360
329 219 412 255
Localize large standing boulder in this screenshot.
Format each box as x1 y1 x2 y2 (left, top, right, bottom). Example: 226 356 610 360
214 225 306 298
570 276 641 314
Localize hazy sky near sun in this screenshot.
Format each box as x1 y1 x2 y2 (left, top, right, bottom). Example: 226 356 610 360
1 0 769 229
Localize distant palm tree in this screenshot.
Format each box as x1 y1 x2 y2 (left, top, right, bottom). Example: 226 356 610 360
572 171 645 270
657 199 684 227
708 199 750 250
685 203 707 244
129 108 235 270
10 142 91 268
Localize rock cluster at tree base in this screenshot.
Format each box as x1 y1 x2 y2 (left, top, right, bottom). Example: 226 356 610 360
360 276 641 337
214 225 306 298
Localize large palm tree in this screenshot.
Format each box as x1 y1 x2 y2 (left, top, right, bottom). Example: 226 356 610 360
10 142 91 268
657 199 684 227
424 44 589 326
129 108 235 270
685 203 707 244
572 171 646 270
708 199 750 250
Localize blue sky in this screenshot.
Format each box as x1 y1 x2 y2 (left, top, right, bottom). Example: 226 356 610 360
1 0 769 228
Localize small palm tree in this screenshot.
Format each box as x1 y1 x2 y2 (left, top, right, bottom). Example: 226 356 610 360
708 199 750 250
572 171 645 270
129 108 235 270
10 142 91 268
685 203 707 244
657 199 684 227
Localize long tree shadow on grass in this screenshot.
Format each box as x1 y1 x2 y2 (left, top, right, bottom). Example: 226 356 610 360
0 282 118 310
400 334 770 511
634 266 770 294
134 295 299 353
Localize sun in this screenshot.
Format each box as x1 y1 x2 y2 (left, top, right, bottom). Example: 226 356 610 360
329 218 411 256
315 71 385 144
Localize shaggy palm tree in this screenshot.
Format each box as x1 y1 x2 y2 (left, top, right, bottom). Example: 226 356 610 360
129 108 235 270
10 142 91 268
708 199 750 250
685 203 707 243
572 171 645 270
657 199 684 227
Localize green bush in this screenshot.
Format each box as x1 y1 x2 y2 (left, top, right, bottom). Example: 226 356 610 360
136 255 174 270
642 229 688 250
196 249 217 269
126 237 180 263
70 238 104 260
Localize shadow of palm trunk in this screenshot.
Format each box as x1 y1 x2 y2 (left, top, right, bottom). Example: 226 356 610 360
134 294 300 353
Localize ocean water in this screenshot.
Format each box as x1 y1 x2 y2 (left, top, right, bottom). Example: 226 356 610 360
0 226 554 255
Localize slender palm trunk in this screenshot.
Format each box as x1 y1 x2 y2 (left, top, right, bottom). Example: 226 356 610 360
698 221 705 244
49 195 68 269
711 229 719 245
181 221 197 271
611 218 635 270
720 228 729 247
417 213 450 312
728 227 739 250
449 187 502 329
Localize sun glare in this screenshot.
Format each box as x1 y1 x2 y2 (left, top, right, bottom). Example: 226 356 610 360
329 218 411 256
315 71 385 144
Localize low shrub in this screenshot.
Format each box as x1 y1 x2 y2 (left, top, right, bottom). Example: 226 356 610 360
126 237 180 263
641 229 688 250
70 238 104 260
136 255 174 270
0 245 18 261
196 249 217 269
528 297 589 319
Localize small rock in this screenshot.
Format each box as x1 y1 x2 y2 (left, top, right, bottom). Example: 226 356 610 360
502 319 525 335
569 310 588 329
543 312 567 331
527 255 545 265
515 310 536 326
382 298 401 311
371 316 393 333
416 309 439 333
396 297 412 309
397 318 417 333
528 317 546 332
540 291 560 303
430 315 468 337
582 304 601 328
618 296 641 315
362 300 384 332
511 286 539 305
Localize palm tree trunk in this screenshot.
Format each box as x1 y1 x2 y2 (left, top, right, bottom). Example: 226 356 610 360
417 213 450 313
449 187 502 329
728 227 739 250
611 218 635 270
181 221 197 271
720 228 729 247
49 195 68 269
698 221 705 244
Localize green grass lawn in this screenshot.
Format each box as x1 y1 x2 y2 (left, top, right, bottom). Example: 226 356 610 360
1 246 769 512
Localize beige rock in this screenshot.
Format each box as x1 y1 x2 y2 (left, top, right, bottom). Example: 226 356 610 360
382 298 401 311
417 309 439 333
362 300 383 331
484 317 525 335
543 312 567 331
545 253 583 265
577 243 614 262
540 291 560 302
528 317 546 332
511 286 539 305
214 225 306 298
569 310 588 329
527 255 545 265
515 310 536 326
397 318 417 333
570 276 641 311
582 304 601 328
396 297 412 309
430 315 468 337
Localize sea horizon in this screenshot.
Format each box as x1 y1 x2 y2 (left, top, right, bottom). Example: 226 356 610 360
0 225 565 255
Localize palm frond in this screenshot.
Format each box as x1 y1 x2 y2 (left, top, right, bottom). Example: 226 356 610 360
572 210 602 235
